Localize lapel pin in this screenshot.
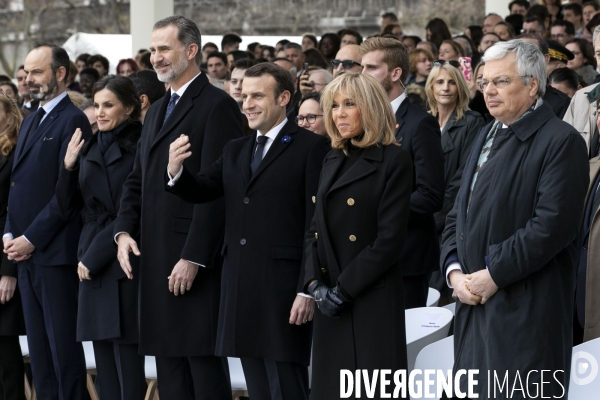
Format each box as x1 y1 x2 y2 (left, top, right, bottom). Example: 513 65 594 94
281 135 291 143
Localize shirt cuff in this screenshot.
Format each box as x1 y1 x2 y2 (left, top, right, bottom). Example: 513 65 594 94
297 292 312 298
446 263 463 288
2 233 13 241
114 232 126 244
23 235 31 245
167 166 183 187
186 260 206 268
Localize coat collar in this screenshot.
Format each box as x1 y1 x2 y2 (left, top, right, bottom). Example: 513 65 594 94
320 143 383 195
394 100 409 138
508 101 554 142
441 109 468 136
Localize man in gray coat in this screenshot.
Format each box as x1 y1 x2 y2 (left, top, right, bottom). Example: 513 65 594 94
441 40 589 398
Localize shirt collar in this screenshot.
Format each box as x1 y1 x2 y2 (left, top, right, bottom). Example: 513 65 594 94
258 118 288 141
390 93 407 114
40 91 68 115
170 72 202 98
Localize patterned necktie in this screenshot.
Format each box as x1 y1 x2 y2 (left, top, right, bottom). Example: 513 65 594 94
250 135 269 175
23 107 46 148
162 93 180 126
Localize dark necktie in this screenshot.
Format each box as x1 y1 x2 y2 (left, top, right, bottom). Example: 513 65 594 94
162 93 180 126
23 107 46 148
250 135 268 175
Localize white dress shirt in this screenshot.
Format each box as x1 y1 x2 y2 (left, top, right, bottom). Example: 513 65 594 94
390 92 407 115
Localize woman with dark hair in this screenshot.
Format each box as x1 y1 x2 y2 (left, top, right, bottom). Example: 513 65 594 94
57 75 145 400
465 25 483 48
549 67 583 97
566 38 598 85
302 33 318 51
261 46 275 62
318 33 341 63
381 22 403 40
426 18 452 49
0 94 24 400
116 58 140 77
303 48 329 70
403 35 422 52
296 92 326 137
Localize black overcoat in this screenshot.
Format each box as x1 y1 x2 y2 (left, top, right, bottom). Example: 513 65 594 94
303 144 413 399
434 110 484 234
0 150 25 336
166 121 329 366
56 122 141 343
440 103 589 398
113 73 243 356
394 100 445 275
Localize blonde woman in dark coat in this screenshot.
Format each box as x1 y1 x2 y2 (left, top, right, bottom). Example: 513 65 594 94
303 73 413 399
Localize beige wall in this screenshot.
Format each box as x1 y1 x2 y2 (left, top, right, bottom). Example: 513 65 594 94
130 0 173 55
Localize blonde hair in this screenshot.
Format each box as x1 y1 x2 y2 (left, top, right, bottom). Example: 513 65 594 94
425 64 470 121
320 73 398 151
0 94 23 156
360 37 410 82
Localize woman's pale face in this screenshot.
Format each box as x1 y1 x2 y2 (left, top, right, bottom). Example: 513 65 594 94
438 43 458 61
433 69 459 109
566 43 585 70
297 99 326 136
118 63 134 77
302 37 315 51
94 89 130 132
331 92 363 139
416 54 433 79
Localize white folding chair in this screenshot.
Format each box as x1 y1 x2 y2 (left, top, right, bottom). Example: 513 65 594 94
443 301 456 315
20 336 34 400
228 357 249 400
426 288 441 307
81 342 99 400
411 336 454 400
405 307 453 372
568 337 600 398
144 356 158 400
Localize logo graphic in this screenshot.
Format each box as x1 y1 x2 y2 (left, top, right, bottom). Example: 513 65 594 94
571 351 599 386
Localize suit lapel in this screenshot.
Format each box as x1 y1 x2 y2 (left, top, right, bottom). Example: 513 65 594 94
150 73 208 150
394 101 408 140
248 120 298 185
327 146 380 194
318 151 344 196
241 132 256 186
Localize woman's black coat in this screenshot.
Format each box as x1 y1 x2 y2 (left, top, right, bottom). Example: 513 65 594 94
303 143 413 399
434 110 484 234
56 122 141 342
0 150 26 336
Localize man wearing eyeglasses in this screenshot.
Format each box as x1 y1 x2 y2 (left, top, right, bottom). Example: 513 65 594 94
360 37 445 310
331 44 362 77
550 20 575 46
441 39 588 399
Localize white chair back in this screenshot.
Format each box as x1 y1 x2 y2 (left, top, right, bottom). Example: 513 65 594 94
568 337 600 398
411 336 454 400
443 302 456 315
405 307 453 372
426 288 440 307
19 336 29 357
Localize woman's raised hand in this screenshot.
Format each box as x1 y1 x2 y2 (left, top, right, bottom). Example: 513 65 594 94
64 128 85 171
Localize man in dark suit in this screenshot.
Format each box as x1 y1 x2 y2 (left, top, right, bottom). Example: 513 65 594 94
166 62 330 400
113 16 243 399
3 43 92 399
360 37 445 309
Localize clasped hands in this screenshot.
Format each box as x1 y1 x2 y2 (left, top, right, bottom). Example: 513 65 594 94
3 236 34 262
308 280 351 318
449 269 498 305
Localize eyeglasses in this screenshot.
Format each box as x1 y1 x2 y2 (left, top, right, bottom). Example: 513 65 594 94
478 75 531 91
433 59 460 68
331 59 362 69
295 114 323 124
551 33 567 39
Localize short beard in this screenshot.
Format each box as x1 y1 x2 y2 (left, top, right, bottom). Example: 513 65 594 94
29 73 58 101
381 73 393 93
154 51 188 83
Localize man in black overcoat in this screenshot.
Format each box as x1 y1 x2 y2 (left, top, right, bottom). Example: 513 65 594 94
441 40 589 398
166 62 330 400
113 16 243 399
360 37 445 309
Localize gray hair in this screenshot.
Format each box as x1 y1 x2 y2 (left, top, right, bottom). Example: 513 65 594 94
154 16 202 65
310 69 333 83
453 37 473 57
482 39 546 98
594 25 600 48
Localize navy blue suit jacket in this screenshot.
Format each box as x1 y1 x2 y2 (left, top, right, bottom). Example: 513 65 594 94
5 94 92 266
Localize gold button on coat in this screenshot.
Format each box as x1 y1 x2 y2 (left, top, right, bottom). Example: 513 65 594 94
349 235 356 241
347 198 355 206
315 232 318 239
312 196 316 203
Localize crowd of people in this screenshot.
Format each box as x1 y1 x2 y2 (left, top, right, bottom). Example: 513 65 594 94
1 1 600 399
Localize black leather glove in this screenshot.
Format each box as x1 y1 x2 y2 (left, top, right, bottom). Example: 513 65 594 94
308 281 351 318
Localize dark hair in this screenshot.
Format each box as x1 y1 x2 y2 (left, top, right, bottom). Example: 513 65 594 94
564 3 583 17
505 14 525 36
339 28 363 45
154 16 202 65
207 51 228 65
117 58 140 75
221 33 242 50
403 35 422 47
494 21 516 40
76 53 90 64
567 38 597 68
230 58 258 72
276 39 290 48
303 48 329 69
244 63 294 100
284 42 302 52
548 67 580 92
526 4 551 22
139 52 152 69
128 70 166 105
80 67 100 81
517 33 549 54
33 42 71 82
440 39 465 57
228 50 253 61
299 91 322 108
137 49 148 55
92 75 141 121
467 25 483 47
552 20 576 35
88 54 109 74
425 18 452 48
202 42 218 52
247 42 261 52
524 17 546 32
509 0 530 12
587 13 600 34
302 34 318 48
584 1 600 12
261 46 275 59
381 12 398 22
318 33 341 57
